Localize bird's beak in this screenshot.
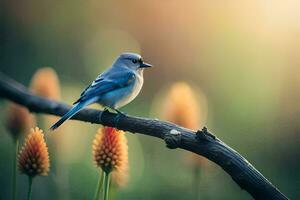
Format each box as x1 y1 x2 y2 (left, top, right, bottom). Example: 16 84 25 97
140 62 152 68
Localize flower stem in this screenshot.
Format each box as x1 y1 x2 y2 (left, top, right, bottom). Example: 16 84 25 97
103 172 111 200
27 176 33 200
93 170 104 200
193 167 202 200
12 139 19 200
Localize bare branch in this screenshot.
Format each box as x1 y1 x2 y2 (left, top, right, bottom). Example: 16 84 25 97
0 72 288 200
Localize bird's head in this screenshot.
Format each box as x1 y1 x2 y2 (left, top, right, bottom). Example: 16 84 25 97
115 52 152 71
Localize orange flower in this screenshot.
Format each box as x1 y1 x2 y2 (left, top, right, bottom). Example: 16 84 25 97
30 67 61 100
162 82 204 129
6 103 35 139
92 127 128 175
18 127 50 177
162 82 208 167
30 67 62 130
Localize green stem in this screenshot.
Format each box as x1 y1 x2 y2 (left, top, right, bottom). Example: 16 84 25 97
193 167 201 200
27 176 33 200
103 172 111 200
12 139 19 200
93 170 104 200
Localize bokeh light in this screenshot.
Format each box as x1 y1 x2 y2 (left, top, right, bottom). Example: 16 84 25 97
1 0 300 199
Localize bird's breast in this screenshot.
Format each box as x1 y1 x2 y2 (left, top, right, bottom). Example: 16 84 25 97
99 73 144 109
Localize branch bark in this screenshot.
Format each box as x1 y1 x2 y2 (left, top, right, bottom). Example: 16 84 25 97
0 72 288 200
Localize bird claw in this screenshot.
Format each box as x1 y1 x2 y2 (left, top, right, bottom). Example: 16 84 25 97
103 107 109 113
100 107 127 128
99 107 110 123
114 109 126 115
112 109 127 128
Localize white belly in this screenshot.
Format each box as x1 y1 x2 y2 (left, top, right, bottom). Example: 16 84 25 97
99 72 144 109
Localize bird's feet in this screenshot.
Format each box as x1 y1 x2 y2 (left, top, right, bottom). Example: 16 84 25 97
113 108 125 115
99 107 127 128
99 107 110 123
112 108 127 128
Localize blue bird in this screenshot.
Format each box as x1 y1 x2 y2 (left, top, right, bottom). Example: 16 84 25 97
50 52 152 130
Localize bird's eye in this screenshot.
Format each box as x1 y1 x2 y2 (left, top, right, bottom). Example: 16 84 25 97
132 59 138 64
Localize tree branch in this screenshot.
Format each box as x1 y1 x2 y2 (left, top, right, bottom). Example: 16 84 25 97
0 72 288 200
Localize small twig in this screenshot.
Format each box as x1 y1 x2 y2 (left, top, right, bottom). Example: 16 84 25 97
196 127 216 142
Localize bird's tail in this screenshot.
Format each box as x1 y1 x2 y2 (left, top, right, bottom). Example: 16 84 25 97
50 102 85 130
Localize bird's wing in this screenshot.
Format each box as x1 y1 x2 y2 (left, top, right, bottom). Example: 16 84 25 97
73 70 136 104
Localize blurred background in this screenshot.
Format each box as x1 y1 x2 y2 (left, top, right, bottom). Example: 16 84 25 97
1 0 300 199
